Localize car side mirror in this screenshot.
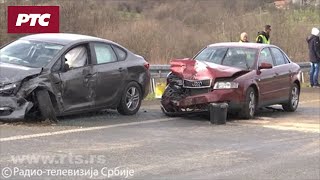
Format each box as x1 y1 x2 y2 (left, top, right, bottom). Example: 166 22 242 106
258 62 273 70
61 57 70 72
62 63 70 72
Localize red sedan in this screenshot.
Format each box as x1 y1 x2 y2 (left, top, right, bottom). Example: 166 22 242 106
161 43 301 119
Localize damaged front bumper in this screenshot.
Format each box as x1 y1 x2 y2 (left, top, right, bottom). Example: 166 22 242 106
174 89 243 110
160 105 208 116
0 96 33 121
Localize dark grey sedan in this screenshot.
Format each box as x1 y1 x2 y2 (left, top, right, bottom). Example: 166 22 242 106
0 33 150 121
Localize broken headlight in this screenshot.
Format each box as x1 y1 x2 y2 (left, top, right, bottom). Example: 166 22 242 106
0 82 20 95
167 73 183 86
213 82 239 89
169 78 183 86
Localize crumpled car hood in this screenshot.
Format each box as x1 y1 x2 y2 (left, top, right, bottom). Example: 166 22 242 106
170 58 249 80
0 62 42 84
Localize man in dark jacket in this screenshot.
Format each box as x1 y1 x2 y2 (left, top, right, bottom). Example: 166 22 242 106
256 25 271 44
306 27 320 88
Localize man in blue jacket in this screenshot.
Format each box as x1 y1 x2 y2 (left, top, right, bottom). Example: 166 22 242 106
306 27 320 88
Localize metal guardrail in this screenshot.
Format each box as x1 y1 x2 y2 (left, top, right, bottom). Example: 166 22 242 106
150 65 171 78
297 62 311 70
150 62 311 78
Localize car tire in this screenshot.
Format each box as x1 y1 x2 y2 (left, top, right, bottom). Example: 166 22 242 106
36 90 57 122
282 83 299 112
161 85 175 113
117 82 142 115
240 87 256 119
160 85 183 114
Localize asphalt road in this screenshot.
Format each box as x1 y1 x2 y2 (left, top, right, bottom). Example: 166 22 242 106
0 87 319 179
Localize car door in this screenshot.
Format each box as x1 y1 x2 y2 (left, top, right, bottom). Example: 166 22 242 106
270 47 291 101
256 48 279 105
58 44 96 112
90 42 126 108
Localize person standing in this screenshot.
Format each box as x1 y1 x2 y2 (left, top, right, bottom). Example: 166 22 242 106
306 27 320 88
239 32 249 43
256 25 271 44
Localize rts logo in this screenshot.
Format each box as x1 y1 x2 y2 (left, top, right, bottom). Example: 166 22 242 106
8 6 59 33
16 14 51 27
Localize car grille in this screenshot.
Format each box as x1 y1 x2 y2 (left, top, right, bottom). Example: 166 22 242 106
189 88 211 96
183 79 211 88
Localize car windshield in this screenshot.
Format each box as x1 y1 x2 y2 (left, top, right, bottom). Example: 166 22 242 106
0 40 64 68
194 47 258 70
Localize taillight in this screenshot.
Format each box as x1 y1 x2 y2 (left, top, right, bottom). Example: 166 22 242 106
144 62 150 70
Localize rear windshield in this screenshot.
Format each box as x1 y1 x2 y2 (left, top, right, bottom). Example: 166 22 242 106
194 47 258 70
0 40 64 68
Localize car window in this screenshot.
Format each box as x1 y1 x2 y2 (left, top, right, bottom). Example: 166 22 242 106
258 48 274 66
195 47 257 70
284 55 291 63
52 59 62 72
195 47 228 64
270 48 286 66
65 46 88 68
0 40 63 68
209 48 228 64
113 45 127 61
93 43 117 64
223 49 247 68
222 48 256 69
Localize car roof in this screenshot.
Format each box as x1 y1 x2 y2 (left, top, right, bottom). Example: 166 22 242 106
208 42 277 49
20 33 110 45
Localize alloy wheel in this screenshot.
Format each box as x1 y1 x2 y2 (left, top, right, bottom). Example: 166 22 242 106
291 86 299 109
248 91 255 117
126 87 140 111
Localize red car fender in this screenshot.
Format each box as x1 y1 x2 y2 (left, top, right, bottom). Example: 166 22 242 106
239 80 260 103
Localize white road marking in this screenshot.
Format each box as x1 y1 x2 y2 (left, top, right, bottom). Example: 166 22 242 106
299 100 320 104
0 118 178 142
263 124 320 133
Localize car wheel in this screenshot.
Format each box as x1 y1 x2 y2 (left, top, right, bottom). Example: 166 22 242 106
240 87 256 119
282 83 299 112
36 90 57 122
161 86 175 113
117 82 142 115
161 85 182 114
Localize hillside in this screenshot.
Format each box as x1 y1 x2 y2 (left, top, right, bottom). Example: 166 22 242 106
0 0 319 63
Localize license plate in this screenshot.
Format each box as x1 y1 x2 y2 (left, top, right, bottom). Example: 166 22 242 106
183 79 211 88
